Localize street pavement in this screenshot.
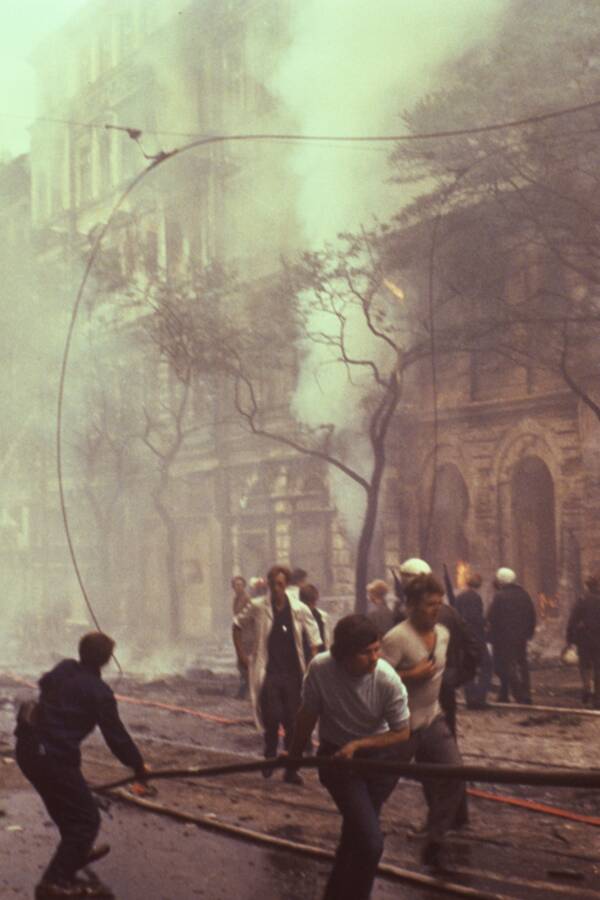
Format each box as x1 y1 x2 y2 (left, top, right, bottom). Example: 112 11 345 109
1 789 406 900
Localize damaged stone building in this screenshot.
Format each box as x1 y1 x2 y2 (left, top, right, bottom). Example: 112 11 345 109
389 217 600 615
2 0 598 659
8 0 358 653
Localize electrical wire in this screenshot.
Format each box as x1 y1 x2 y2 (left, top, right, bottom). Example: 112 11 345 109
3 92 600 145
56 164 156 663
56 91 600 643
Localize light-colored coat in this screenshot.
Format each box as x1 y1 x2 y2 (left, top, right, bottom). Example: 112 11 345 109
319 608 333 649
233 592 322 729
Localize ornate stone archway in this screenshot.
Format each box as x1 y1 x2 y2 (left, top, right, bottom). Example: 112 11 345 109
493 422 561 595
419 444 472 573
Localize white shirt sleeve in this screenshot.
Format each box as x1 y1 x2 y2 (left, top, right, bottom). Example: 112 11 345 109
382 666 410 731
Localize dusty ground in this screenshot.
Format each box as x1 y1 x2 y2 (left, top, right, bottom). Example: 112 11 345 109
1 659 599 899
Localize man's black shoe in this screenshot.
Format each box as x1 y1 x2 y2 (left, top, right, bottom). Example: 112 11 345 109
35 881 90 898
73 879 114 898
261 761 275 778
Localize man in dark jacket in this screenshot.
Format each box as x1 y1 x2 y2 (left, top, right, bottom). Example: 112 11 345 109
566 573 600 708
487 568 536 703
455 573 493 709
15 631 148 899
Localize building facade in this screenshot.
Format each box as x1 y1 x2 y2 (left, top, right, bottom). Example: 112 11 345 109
21 0 358 656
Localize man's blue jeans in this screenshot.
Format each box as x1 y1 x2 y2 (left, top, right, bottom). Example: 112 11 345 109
317 742 399 900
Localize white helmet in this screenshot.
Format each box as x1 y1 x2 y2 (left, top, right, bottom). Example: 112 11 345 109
495 567 516 585
400 558 432 576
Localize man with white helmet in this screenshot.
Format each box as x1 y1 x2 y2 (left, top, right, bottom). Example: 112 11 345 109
391 558 432 625
382 573 466 868
391 557 478 835
392 560 480 731
486 568 536 704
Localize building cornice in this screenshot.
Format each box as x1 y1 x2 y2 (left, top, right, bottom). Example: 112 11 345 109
402 388 577 427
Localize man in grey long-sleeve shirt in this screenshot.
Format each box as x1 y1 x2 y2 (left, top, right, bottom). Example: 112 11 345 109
288 614 409 900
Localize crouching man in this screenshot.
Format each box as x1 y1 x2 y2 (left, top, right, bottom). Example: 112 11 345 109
15 632 149 899
288 615 410 900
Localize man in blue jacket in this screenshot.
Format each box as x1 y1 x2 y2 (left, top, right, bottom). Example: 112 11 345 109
15 631 148 899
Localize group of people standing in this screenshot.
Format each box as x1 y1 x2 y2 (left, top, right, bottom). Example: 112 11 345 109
231 557 545 899
367 561 538 708
231 566 330 782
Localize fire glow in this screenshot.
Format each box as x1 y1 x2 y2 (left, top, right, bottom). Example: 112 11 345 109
455 560 470 590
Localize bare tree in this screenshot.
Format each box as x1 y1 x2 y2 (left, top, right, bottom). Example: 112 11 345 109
132 233 455 611
389 0 600 421
140 364 197 638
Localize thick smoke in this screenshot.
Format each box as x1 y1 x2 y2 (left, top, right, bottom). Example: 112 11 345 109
269 0 508 536
270 0 508 242
1 1 514 673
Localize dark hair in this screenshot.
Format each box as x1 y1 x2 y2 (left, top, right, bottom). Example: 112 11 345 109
331 615 379 661
299 583 319 605
231 575 246 588
405 573 444 606
267 565 292 589
290 567 308 585
79 631 115 668
466 573 482 589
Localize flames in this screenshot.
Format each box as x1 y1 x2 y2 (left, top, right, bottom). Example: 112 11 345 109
537 592 559 618
383 278 405 302
455 560 470 590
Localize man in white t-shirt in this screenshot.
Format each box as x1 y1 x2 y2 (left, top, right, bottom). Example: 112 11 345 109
288 615 410 900
382 573 465 869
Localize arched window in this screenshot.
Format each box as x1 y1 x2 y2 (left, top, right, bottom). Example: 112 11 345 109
511 456 557 597
422 463 470 576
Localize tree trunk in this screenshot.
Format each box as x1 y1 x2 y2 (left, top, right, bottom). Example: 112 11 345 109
153 473 181 640
354 448 386 614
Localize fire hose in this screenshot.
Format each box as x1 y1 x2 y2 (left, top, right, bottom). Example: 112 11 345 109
94 755 600 793
93 758 600 900
7 671 600 824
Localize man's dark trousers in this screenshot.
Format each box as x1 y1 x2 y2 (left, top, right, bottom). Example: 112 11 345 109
494 640 531 702
400 715 465 842
16 736 100 883
464 645 493 707
317 743 399 900
260 672 303 757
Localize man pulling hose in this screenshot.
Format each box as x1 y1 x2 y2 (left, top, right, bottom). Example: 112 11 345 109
15 631 149 899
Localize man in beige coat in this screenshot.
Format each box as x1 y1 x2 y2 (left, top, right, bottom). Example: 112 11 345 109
233 564 321 782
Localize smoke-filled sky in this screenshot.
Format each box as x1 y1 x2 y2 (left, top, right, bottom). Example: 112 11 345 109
0 0 515 659
270 0 508 240
0 1 87 157
1 0 509 161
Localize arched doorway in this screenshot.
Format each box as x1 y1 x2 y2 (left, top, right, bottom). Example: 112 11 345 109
423 463 470 576
511 456 557 597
